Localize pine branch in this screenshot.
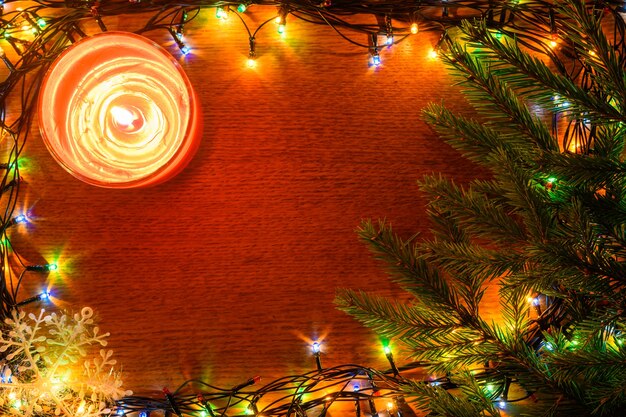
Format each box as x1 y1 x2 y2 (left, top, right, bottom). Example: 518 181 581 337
356 220 467 314
419 174 528 245
402 374 501 417
442 37 561 153
334 289 461 341
458 19 624 123
557 0 626 112
422 102 536 167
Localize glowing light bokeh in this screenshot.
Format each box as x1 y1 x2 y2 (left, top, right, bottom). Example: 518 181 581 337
38 32 201 188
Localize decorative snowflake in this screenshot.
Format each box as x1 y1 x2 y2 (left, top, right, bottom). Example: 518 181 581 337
0 307 131 416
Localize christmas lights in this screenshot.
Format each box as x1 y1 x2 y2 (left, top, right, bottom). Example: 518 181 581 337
25 263 57 272
0 1 623 416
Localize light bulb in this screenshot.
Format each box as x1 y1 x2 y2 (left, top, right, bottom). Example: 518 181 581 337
13 214 26 223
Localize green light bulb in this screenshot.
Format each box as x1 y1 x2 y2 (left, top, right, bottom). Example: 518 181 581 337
237 4 247 13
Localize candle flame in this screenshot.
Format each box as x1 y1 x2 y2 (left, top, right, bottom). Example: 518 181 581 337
110 106 135 127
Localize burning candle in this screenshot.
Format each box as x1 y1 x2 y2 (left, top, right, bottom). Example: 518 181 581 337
38 32 201 188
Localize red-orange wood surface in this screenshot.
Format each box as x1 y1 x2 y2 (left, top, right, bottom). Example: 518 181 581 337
11 9 489 394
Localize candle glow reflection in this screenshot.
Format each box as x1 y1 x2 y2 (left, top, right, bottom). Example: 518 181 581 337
38 32 200 188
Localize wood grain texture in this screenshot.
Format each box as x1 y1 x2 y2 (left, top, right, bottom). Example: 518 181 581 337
11 9 496 394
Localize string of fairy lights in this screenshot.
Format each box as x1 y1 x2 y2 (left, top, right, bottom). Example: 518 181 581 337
109 342 535 417
0 0 624 416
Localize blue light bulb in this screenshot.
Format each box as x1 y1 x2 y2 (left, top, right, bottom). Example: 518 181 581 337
312 342 320 354
181 46 191 55
372 54 381 66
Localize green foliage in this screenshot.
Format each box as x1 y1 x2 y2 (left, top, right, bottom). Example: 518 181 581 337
336 1 626 415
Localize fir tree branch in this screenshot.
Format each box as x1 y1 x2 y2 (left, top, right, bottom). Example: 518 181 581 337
356 220 466 314
458 19 624 123
442 37 561 153
419 174 528 245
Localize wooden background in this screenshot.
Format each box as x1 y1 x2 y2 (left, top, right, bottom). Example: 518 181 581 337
11 8 487 394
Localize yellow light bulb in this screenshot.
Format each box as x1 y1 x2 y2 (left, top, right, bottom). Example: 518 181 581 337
549 40 557 48
76 400 86 414
428 49 438 60
410 23 418 35
247 58 256 68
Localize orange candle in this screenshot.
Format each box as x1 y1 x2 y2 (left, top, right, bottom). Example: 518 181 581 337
38 32 201 188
